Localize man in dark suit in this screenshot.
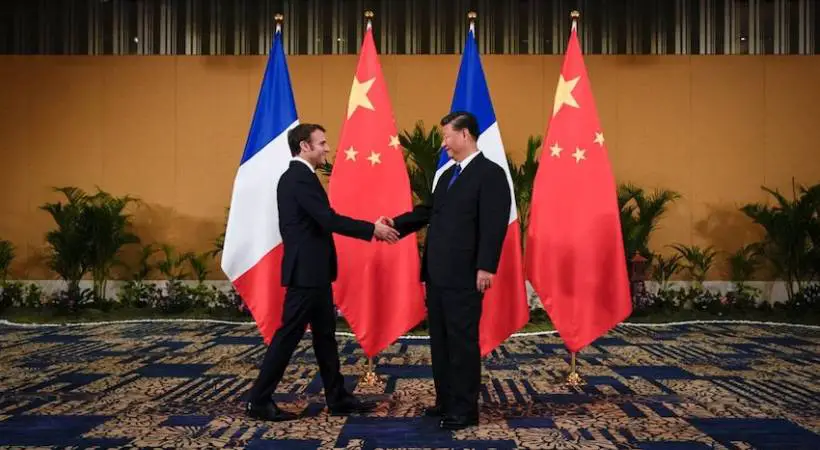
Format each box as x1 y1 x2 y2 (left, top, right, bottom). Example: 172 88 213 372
386 111 511 430
245 123 399 422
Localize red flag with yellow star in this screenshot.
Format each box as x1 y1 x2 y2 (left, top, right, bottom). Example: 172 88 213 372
328 22 425 357
525 18 632 353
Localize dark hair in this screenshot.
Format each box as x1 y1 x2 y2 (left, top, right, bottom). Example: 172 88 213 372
288 123 326 156
440 111 479 140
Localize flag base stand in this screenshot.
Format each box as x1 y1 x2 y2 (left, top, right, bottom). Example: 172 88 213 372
359 357 383 387
566 352 585 386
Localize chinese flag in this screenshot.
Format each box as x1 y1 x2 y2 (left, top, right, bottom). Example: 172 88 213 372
525 19 632 353
328 23 426 357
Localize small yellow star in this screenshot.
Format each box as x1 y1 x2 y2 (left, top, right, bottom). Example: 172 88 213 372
367 151 381 165
572 147 586 163
344 146 358 161
549 143 563 157
388 135 400 149
347 76 376 119
594 132 605 146
552 74 581 117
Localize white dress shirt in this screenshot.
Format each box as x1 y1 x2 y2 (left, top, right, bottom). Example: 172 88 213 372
456 150 481 170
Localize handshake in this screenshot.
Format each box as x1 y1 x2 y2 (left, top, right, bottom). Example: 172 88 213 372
372 216 399 244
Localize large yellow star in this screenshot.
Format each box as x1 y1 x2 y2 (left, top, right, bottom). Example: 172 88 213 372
552 74 581 117
549 142 563 157
388 135 400 149
572 147 586 163
367 151 381 166
344 146 358 161
594 132 605 146
347 76 376 118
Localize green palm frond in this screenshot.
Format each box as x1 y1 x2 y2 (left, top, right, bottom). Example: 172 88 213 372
618 183 681 267
670 243 717 285
740 180 820 300
650 253 682 291
0 240 15 283
400 121 443 206
727 242 764 283
188 252 211 284
507 135 541 241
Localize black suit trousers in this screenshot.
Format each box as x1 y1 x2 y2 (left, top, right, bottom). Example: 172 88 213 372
248 285 347 407
426 283 483 418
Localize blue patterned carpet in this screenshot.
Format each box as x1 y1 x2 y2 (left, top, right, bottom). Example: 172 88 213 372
1 321 819 449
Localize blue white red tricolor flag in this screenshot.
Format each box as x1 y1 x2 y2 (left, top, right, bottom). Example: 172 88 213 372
437 23 530 356
221 24 296 344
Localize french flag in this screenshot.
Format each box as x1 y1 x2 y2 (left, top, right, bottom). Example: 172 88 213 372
436 23 530 356
221 24 296 344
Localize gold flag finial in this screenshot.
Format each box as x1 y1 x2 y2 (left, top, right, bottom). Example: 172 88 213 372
274 13 284 33
364 10 375 19
570 10 580 31
467 11 477 31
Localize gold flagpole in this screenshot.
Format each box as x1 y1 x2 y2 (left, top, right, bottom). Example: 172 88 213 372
565 10 586 389
356 9 382 389
566 352 584 386
361 356 382 387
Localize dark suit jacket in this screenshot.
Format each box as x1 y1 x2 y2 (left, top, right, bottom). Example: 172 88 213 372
277 160 375 287
393 152 511 288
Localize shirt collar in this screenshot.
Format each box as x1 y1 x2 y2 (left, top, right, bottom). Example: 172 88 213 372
456 150 480 170
293 156 315 173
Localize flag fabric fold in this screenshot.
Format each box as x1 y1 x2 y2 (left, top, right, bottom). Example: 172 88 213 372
221 26 296 344
437 24 530 357
328 23 426 357
525 20 632 353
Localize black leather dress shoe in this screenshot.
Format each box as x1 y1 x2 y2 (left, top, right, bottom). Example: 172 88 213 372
245 401 297 422
440 415 479 430
328 396 377 415
423 404 446 417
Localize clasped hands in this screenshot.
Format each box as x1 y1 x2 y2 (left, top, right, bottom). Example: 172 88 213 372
372 216 399 243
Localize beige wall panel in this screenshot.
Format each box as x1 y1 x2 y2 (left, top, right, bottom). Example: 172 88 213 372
763 57 820 194
173 57 252 256
0 57 31 215
689 58 767 278
0 58 34 276
288 56 325 126
481 55 545 155
96 57 179 276
100 57 176 207
22 58 105 278
393 56 459 138
612 56 694 255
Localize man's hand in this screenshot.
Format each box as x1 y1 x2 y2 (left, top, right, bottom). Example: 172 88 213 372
373 220 399 244
476 270 494 293
377 216 395 227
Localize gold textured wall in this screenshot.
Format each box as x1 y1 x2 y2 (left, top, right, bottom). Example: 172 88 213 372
1 55 819 279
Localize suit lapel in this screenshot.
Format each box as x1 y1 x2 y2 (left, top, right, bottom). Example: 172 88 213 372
291 160 326 195
433 153 485 208
453 152 483 188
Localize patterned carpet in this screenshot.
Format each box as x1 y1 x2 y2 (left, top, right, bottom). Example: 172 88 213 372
1 321 819 449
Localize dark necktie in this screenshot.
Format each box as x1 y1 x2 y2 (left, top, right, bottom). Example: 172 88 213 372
447 163 461 190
